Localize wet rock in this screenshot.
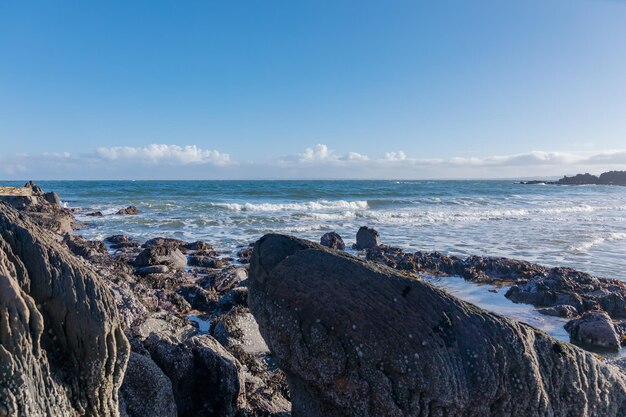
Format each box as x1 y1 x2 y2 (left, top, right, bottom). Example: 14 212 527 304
86 210 104 217
354 225 381 249
213 307 270 356
538 304 579 318
320 231 345 250
107 234 134 244
43 191 61 207
0 203 129 416
565 311 622 351
120 352 177 417
134 245 187 272
63 233 108 260
249 234 626 417
117 205 140 215
144 334 246 417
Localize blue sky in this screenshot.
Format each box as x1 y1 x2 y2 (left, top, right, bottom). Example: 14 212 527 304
1 0 625 179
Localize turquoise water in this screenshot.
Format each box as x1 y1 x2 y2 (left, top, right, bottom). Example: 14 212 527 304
14 180 626 280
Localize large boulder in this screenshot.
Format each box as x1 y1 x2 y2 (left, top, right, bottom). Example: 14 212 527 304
565 311 622 351
117 205 140 215
134 245 187 272
0 203 129 416
354 226 380 249
249 234 626 417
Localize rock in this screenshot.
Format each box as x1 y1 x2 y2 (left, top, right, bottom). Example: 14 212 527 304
249 234 626 417
137 265 170 275
86 210 104 217
107 234 134 244
63 233 108 260
565 311 622 351
213 308 270 356
120 352 178 417
43 191 62 207
0 203 129 416
176 285 218 312
144 334 246 417
237 246 254 264
218 287 249 312
354 226 381 249
209 266 248 293
185 240 214 251
320 231 345 250
538 304 579 318
24 180 44 195
143 236 187 250
188 255 228 269
134 245 187 272
117 205 140 215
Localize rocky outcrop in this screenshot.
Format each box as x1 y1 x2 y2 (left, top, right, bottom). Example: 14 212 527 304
366 244 626 318
0 203 129 416
63 233 108 260
354 226 381 250
117 206 140 215
249 234 626 417
320 231 345 250
520 171 626 186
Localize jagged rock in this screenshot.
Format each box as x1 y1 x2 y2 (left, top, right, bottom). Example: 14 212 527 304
218 287 249 312
143 334 246 417
134 245 187 272
565 311 622 351
0 203 129 416
63 233 108 260
86 211 104 217
354 226 380 249
213 307 270 356
43 191 61 207
320 231 345 250
117 205 140 215
107 234 134 244
120 352 177 417
249 234 626 417
538 304 579 318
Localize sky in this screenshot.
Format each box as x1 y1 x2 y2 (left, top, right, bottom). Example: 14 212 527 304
1 0 625 180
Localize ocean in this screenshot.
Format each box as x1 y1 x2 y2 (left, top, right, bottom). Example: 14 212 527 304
24 179 626 281
6 179 626 355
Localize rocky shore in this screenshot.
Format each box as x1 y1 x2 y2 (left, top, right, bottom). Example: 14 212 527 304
2 182 626 416
520 170 626 186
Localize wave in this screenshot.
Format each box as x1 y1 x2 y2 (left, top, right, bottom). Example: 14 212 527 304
211 200 369 212
568 232 626 252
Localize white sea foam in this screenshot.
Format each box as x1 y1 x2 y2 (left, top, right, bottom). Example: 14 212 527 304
568 232 626 252
212 200 369 212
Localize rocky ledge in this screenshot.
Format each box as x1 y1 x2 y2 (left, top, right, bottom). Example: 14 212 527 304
520 170 626 186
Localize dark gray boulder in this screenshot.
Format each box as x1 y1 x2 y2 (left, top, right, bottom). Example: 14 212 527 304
354 226 380 249
0 203 129 416
320 231 345 250
565 311 622 351
538 304 579 318
249 234 626 417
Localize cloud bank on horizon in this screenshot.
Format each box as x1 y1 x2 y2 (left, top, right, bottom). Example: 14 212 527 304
1 144 625 180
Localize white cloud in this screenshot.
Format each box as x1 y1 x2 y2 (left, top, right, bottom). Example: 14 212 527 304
383 151 407 161
298 144 332 162
95 144 230 166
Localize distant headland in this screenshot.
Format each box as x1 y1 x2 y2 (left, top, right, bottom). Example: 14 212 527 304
520 170 626 186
